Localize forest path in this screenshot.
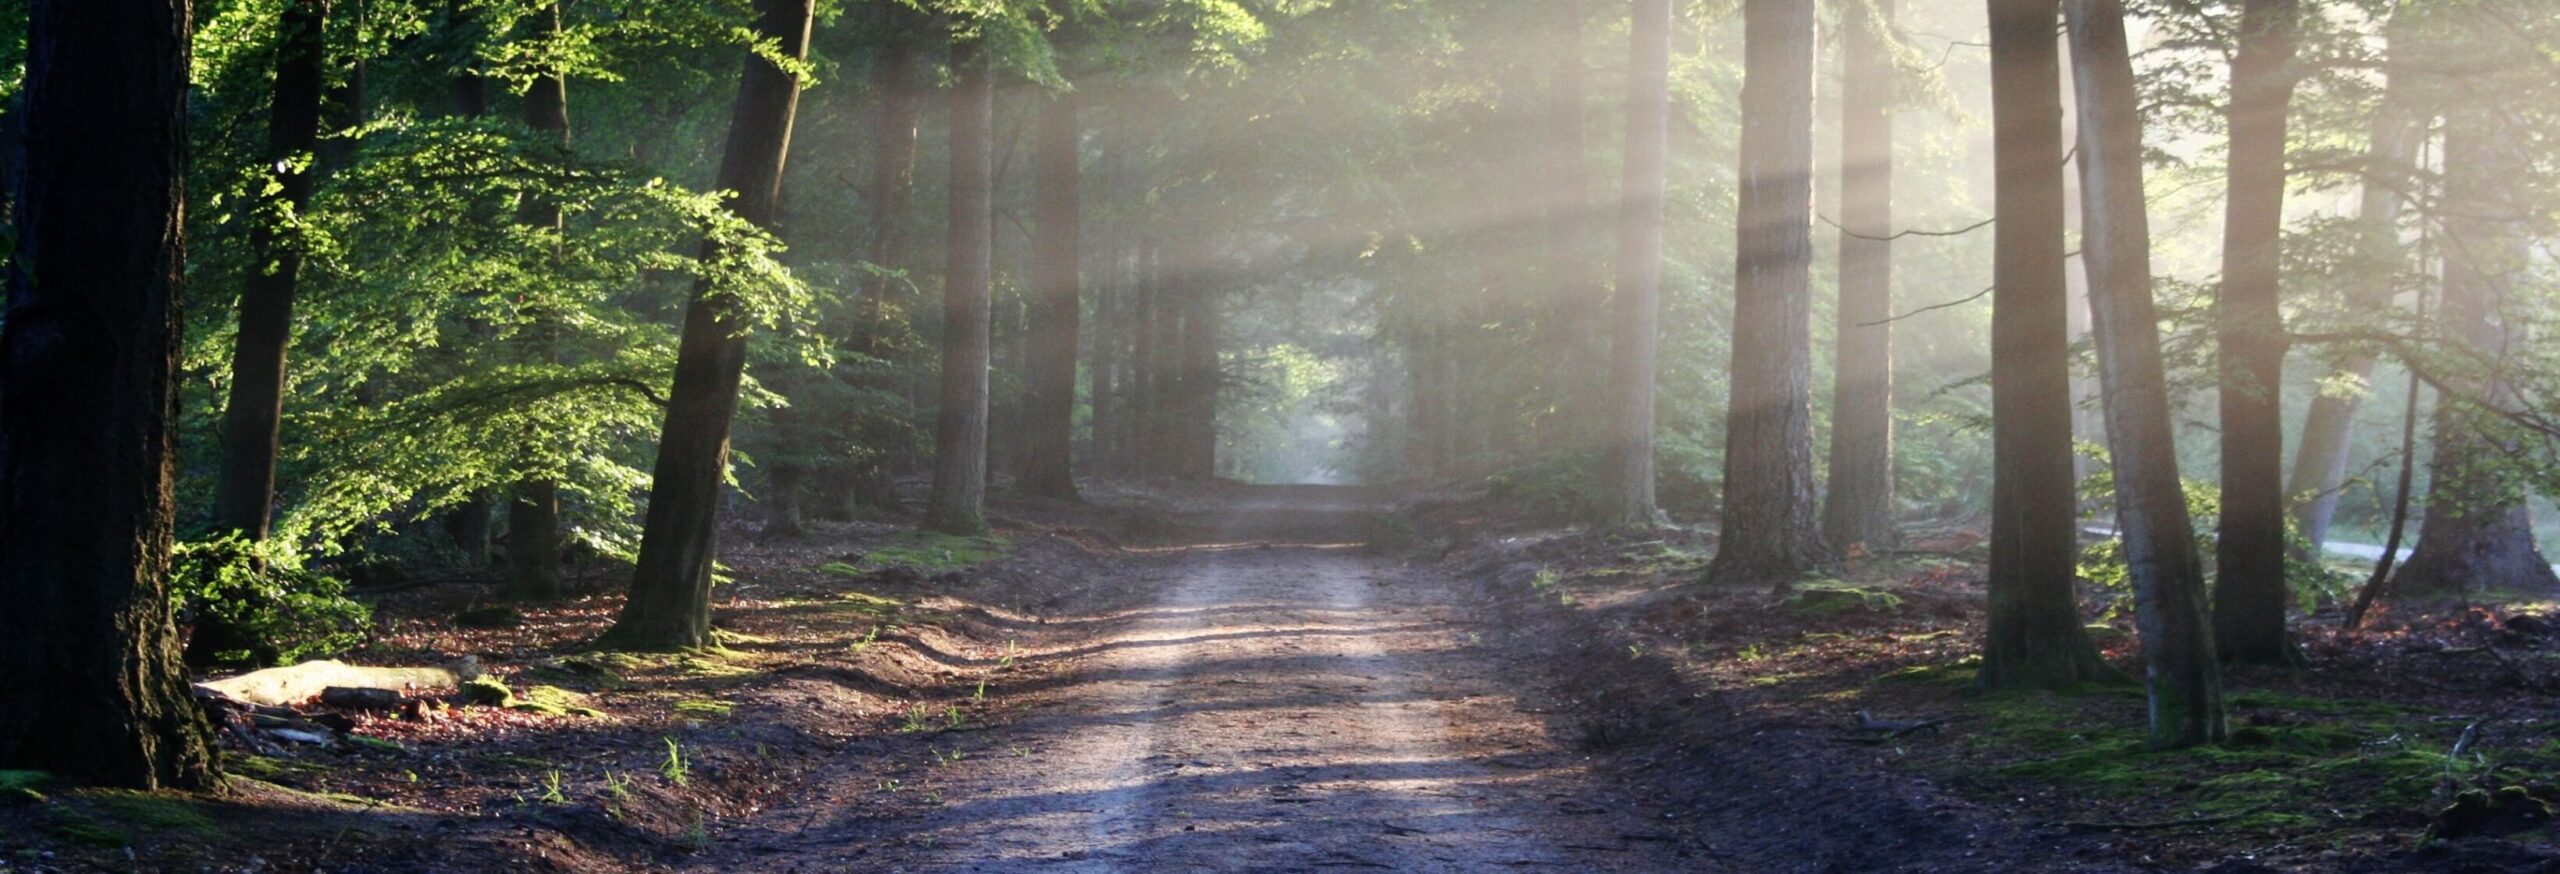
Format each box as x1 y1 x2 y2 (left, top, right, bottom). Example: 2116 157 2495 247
690 488 1700 871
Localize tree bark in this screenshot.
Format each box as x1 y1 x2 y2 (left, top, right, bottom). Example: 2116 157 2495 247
603 0 811 649
843 25 924 514
1019 92 1083 499
1599 0 1671 527
507 1 568 602
2286 21 2420 559
2067 0 2224 747
0 0 218 789
1548 0 1604 454
1823 0 1898 558
211 0 329 540
1176 282 1220 479
2390 101 2560 599
1976 0 2117 691
925 43 996 534
1707 0 1826 587
2210 0 2303 667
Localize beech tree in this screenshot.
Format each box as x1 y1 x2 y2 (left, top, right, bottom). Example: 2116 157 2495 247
2210 0 2303 667
2067 0 2224 747
603 0 814 649
211 0 329 539
508 0 570 602
1598 0 1672 528
0 0 218 789
1706 0 1826 587
1976 0 2113 690
1018 90 1084 501
1822 0 1898 557
925 41 996 535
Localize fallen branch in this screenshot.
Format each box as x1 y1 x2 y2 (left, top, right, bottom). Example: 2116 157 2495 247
199 657 482 708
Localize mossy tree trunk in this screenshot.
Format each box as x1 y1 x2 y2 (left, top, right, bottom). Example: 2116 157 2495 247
0 0 218 789
2067 0 2225 748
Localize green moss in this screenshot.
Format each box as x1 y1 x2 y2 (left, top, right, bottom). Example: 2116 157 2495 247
346 735 411 753
0 769 50 802
77 789 217 836
509 685 605 718
825 532 1011 574
674 698 736 718
1781 584 1903 616
47 818 130 848
1870 659 1980 688
224 755 327 782
460 675 515 707
2228 691 2416 718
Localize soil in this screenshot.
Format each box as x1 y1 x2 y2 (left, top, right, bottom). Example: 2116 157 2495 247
7 483 2557 872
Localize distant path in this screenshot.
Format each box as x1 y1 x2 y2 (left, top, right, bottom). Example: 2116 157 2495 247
695 487 1695 871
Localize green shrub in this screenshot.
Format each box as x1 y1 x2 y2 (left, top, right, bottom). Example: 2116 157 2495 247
173 535 370 667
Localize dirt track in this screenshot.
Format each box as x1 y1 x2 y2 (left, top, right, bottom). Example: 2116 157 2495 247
690 491 1702 871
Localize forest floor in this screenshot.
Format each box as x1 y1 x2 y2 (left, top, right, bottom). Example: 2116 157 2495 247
4 482 2559 872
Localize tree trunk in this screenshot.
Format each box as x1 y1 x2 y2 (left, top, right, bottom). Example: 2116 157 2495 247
0 0 218 790
2209 0 2303 666
1707 0 1826 587
2286 23 2420 559
1019 92 1083 499
2067 0 2224 748
507 1 568 602
1548 0 1603 454
1177 282 1219 479
1976 0 2117 692
210 0 328 540
1822 0 1898 558
1599 0 1671 527
603 0 812 649
844 24 923 514
925 43 995 534
2390 101 2560 599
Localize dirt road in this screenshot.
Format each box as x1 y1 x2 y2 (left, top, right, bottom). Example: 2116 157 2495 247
695 496 1701 870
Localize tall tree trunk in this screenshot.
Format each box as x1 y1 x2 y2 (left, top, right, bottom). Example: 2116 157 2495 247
210 0 328 540
1976 0 2116 691
839 24 923 514
2286 21 2419 559
1130 244 1162 477
1548 0 1603 454
2067 0 2224 747
1178 283 1220 479
1822 0 1898 558
2210 0 2303 666
1707 0 1826 587
925 43 995 534
508 1 569 602
603 0 812 649
0 0 217 789
1599 0 1671 527
1019 92 1083 499
2390 99 2560 599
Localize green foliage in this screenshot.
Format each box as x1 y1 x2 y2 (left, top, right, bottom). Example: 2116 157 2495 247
171 536 370 667
2075 470 2355 615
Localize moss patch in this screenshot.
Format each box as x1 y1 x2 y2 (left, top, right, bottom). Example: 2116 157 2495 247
674 699 736 718
510 685 605 718
71 789 219 838
825 532 1011 574
0 769 50 802
460 676 515 707
1782 584 1904 616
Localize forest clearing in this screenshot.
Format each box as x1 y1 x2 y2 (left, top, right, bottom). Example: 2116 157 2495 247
7 0 2560 871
